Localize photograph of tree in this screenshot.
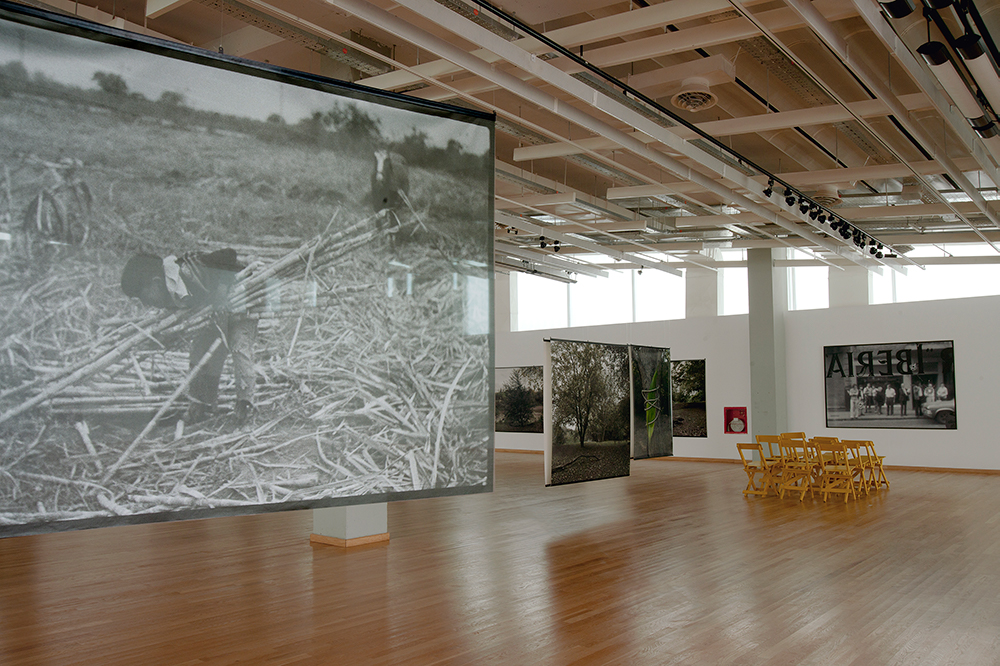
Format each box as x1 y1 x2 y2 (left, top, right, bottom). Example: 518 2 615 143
546 340 630 486
671 360 707 437
495 367 543 433
0 6 494 538
631 345 672 459
824 340 956 429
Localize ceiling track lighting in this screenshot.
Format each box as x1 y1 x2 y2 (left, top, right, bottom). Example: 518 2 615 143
784 187 796 207
539 236 547 249
917 41 989 131
798 197 810 214
763 178 774 198
956 33 1000 121
879 0 915 19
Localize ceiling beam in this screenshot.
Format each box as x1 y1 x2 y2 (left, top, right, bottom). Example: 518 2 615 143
373 0 877 267
513 93 934 162
146 0 191 19
358 0 736 92
773 0 1000 242
496 211 683 276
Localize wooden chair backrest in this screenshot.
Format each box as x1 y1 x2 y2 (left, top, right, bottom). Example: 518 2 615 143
756 434 781 458
737 442 763 467
812 438 850 467
779 436 809 464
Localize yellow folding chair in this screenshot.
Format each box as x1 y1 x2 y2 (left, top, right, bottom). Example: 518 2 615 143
777 434 813 501
737 442 772 497
813 439 857 503
841 439 873 495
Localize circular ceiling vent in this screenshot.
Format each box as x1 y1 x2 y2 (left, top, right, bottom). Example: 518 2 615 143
812 184 843 206
671 77 718 112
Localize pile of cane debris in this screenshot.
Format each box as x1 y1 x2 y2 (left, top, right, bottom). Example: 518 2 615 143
0 212 490 526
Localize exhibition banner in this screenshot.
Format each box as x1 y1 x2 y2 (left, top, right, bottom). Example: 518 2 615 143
544 340 631 486
0 3 494 536
631 345 672 459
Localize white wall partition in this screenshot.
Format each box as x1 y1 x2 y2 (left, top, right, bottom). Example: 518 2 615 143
500 271 1000 470
496 274 751 458
784 294 1000 470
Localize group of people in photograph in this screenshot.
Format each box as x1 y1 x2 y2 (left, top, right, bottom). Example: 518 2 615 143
846 379 950 419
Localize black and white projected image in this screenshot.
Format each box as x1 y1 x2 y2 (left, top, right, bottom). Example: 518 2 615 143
631 345 672 459
0 6 494 537
547 340 630 486
824 341 956 429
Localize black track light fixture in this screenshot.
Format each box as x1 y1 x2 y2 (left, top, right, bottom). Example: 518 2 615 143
799 197 810 214
553 239 561 252
763 178 774 198
540 236 547 249
879 0 915 19
817 213 827 224
785 188 796 207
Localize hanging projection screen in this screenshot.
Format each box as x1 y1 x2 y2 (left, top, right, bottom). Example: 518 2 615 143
630 345 672 460
544 340 631 486
0 3 495 537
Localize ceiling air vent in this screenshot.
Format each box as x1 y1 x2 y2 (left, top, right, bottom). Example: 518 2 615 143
812 184 843 206
671 77 717 112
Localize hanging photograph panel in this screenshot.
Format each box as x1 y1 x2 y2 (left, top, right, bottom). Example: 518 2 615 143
824 340 956 429
631 345 672 459
495 367 543 433
671 359 707 437
0 3 494 537
546 339 631 486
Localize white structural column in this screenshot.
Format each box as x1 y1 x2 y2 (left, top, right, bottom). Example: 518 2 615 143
829 265 870 308
685 266 720 319
747 249 788 437
311 504 389 547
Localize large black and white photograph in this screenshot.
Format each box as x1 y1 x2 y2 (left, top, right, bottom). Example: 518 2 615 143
671 359 707 437
545 340 630 486
824 341 956 429
494 366 543 433
0 7 494 537
631 345 672 459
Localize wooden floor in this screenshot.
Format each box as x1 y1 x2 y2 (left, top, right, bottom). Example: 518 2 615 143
3 452 1000 665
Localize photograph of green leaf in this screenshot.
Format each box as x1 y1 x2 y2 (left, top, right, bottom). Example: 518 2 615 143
631 345 672 459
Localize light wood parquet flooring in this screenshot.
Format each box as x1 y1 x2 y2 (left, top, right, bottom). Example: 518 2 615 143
3 452 1000 665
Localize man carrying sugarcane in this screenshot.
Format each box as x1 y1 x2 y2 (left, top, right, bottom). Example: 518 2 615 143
120 248 256 425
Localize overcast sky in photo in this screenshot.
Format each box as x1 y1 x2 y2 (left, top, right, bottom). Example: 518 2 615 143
0 17 491 154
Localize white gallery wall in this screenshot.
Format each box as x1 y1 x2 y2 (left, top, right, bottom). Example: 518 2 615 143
784 294 1000 470
498 273 1000 470
495 273 751 458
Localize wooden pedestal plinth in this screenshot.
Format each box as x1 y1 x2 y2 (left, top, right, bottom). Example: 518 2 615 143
309 532 390 548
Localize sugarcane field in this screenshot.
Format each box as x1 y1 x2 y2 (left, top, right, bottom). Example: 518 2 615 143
0 24 494 536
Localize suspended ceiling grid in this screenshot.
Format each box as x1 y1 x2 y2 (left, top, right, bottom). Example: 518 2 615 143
18 0 1000 281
